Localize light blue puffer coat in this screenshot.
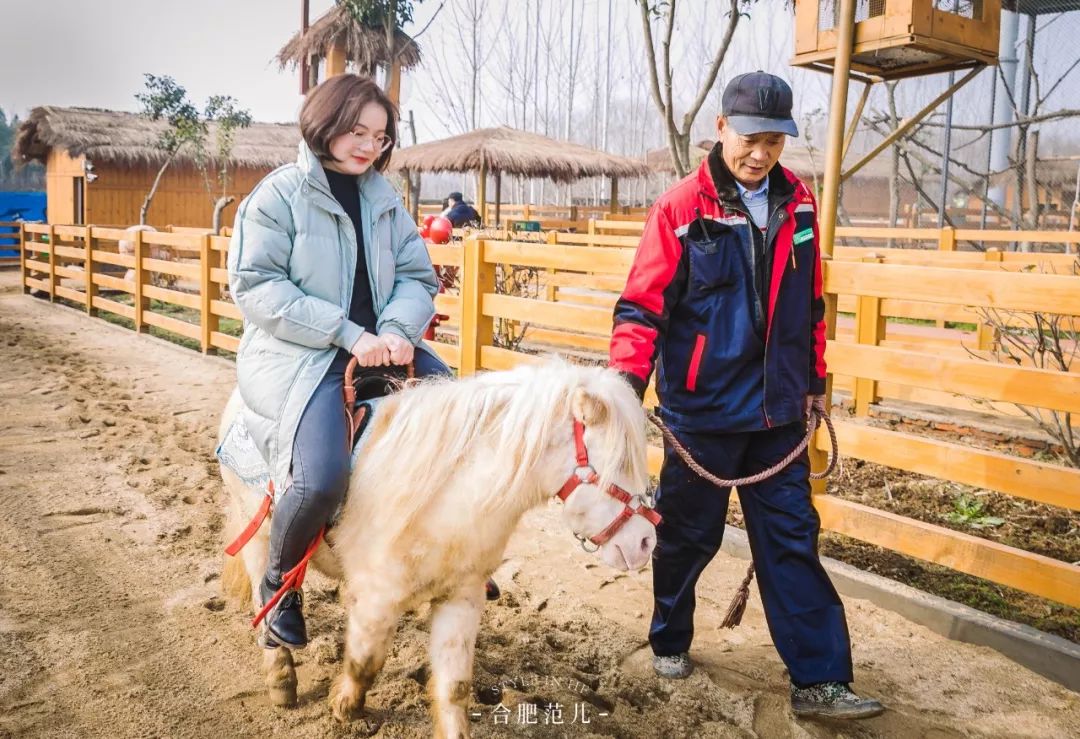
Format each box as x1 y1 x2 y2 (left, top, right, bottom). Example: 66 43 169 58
227 141 438 493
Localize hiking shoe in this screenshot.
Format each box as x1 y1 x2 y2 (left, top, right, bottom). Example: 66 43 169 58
653 652 694 679
259 577 308 649
485 578 501 601
791 682 884 719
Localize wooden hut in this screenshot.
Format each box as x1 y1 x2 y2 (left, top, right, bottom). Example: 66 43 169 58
12 106 299 228
388 126 652 223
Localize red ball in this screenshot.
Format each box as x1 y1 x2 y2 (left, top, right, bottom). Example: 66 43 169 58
419 225 430 240
428 216 453 244
422 214 436 228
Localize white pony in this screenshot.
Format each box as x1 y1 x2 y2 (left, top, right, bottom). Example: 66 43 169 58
219 359 658 737
118 225 177 287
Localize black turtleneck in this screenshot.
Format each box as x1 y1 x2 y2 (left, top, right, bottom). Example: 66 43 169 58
323 167 377 335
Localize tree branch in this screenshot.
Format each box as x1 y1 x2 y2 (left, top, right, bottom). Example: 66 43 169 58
681 0 741 134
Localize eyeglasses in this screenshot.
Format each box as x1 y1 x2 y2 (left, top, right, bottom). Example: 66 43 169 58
349 128 393 154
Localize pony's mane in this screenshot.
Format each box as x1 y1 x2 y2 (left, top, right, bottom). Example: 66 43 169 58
352 358 647 532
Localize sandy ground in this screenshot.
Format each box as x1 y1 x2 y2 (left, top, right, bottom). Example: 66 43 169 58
1 271 1078 739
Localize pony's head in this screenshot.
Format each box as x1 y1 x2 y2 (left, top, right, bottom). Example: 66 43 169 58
548 367 658 572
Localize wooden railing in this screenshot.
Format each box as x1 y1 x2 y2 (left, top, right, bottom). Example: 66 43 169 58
0 221 23 266
20 224 238 354
20 223 1080 610
435 238 1080 610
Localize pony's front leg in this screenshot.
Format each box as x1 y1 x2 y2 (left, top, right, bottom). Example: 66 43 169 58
330 587 399 722
262 646 297 707
429 583 484 739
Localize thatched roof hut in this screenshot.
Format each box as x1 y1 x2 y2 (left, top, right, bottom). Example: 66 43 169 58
14 106 302 227
388 126 651 182
13 106 300 169
277 5 422 75
644 143 712 174
389 126 651 222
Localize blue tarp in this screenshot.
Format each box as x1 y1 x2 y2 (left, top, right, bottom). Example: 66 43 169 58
0 191 46 255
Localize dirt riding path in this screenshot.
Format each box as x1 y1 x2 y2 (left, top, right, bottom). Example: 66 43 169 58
0 273 1077 738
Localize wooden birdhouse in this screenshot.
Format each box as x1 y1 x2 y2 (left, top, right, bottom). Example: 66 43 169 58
792 0 1000 79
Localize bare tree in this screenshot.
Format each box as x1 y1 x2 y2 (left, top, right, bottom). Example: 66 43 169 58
636 0 751 177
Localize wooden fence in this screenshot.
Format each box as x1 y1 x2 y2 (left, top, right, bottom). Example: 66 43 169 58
1 222 22 266
19 224 240 354
17 222 1080 610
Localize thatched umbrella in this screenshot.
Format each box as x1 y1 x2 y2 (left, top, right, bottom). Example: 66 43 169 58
388 126 652 224
13 106 300 169
644 143 711 175
277 5 422 88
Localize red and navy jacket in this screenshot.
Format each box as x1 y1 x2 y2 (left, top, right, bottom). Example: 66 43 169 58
609 145 827 433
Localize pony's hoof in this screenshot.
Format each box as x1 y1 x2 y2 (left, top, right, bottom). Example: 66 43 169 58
262 646 297 708
329 674 366 723
268 684 297 707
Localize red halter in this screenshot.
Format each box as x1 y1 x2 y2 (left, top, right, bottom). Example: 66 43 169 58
554 419 662 549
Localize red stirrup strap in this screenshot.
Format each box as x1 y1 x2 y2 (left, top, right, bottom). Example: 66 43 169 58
224 490 272 557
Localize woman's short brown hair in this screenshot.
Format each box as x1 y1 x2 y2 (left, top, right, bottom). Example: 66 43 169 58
299 74 398 172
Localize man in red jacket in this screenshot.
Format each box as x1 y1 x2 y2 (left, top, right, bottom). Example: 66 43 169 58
610 72 882 719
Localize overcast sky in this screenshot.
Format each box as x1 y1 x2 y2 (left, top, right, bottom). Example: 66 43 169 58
3 1 1077 155
1 0 364 123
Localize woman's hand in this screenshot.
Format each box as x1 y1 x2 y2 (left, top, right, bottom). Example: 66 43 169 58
350 333 390 367
380 332 415 366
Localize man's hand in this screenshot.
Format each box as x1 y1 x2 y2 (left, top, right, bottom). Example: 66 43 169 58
349 333 390 367
804 393 827 420
380 332 415 366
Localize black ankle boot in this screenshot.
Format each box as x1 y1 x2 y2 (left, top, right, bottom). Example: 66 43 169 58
259 576 308 649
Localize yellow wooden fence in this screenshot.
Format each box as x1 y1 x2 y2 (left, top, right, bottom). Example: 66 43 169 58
18 222 1080 610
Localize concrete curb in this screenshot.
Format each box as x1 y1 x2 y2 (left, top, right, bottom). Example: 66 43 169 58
720 526 1080 693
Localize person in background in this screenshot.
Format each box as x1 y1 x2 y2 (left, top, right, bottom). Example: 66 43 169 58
441 191 482 227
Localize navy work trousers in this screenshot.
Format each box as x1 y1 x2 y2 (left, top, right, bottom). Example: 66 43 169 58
266 346 451 581
650 421 854 687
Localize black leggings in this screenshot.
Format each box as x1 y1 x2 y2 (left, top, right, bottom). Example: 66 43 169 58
265 346 451 581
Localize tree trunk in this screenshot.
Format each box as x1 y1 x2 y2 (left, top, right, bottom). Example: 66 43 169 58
140 153 177 226
886 82 900 248
383 0 399 95
212 196 235 235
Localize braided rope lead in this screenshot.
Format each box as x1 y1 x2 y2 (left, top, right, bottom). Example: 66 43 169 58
646 407 839 629
646 406 838 488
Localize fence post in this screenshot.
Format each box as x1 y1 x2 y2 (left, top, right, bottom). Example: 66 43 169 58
133 228 148 333
200 234 219 355
545 231 559 301
977 249 1003 351
84 225 97 316
47 224 57 302
853 254 885 417
932 227 957 328
459 238 495 376
938 226 956 252
19 224 28 295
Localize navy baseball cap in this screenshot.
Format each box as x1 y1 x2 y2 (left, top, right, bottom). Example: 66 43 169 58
722 71 799 137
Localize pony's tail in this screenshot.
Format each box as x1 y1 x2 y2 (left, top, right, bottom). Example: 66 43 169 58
222 552 253 605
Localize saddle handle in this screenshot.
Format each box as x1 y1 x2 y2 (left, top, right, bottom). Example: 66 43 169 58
343 357 416 408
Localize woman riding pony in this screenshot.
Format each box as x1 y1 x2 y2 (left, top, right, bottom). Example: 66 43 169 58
228 75 455 649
